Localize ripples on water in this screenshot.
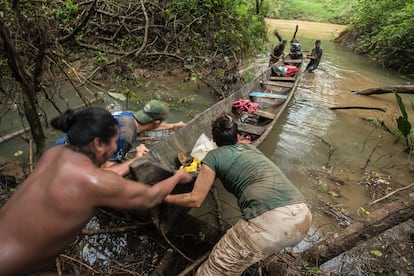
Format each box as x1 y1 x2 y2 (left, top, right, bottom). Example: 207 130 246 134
259 35 413 234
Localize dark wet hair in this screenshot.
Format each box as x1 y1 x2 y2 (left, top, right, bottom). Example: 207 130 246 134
51 106 118 147
315 39 321 44
211 114 238 146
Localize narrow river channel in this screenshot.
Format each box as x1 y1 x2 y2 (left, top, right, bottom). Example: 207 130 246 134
190 19 414 255
261 19 413 227
1 19 413 274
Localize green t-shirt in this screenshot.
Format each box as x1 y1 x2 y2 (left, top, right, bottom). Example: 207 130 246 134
202 144 305 220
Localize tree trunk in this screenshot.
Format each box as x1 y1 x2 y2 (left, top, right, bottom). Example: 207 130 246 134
352 85 414 95
0 19 46 157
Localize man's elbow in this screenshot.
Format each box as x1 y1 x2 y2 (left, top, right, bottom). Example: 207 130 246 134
190 199 203 208
187 193 205 208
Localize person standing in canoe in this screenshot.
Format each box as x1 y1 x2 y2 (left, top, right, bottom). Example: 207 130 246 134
55 100 186 176
164 114 312 275
268 31 287 66
305 39 323 73
0 106 192 275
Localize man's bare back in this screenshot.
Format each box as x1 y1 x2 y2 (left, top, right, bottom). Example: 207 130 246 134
0 107 192 275
0 146 107 273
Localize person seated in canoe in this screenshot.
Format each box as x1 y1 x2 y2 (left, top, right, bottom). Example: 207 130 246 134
0 106 193 276
55 100 186 176
304 39 323 73
268 31 287 66
271 64 299 77
164 114 312 276
288 41 303 60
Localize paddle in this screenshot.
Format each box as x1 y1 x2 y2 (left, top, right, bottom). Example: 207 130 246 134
291 24 299 43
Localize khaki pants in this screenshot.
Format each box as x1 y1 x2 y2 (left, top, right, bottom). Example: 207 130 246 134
196 203 312 276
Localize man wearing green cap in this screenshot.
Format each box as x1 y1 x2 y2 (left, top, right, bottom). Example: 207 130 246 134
55 100 185 176
102 100 186 176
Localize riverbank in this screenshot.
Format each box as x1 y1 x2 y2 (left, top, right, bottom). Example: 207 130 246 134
265 18 346 41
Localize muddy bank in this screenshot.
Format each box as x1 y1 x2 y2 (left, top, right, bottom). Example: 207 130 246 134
265 18 345 41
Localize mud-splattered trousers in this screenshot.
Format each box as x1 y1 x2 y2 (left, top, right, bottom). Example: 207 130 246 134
196 203 312 276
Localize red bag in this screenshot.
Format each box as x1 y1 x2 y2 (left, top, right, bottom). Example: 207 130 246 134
283 65 298 77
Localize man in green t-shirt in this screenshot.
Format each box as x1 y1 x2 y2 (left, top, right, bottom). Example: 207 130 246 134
164 114 312 275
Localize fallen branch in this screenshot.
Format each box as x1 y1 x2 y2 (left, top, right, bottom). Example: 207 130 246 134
160 224 194 262
330 106 386 112
352 85 414 95
177 251 210 276
300 193 414 266
369 182 414 205
0 127 31 144
81 224 145 236
59 254 98 274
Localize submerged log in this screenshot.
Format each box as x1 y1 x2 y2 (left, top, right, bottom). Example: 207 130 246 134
352 85 414 95
330 106 386 112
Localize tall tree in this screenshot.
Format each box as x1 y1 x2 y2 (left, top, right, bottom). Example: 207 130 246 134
0 18 46 157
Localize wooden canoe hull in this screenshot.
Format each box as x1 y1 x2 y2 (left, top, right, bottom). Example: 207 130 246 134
129 58 303 232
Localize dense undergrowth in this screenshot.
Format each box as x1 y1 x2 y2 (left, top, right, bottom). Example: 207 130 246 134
337 0 414 73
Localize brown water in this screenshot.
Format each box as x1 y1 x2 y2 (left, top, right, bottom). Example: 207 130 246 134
189 20 414 245
1 19 414 272
259 20 414 232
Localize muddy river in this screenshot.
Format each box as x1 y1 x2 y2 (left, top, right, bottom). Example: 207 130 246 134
188 19 414 238
1 19 413 274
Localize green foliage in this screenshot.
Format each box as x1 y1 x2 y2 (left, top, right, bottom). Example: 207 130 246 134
55 0 79 21
395 92 414 151
268 0 355 24
93 53 108 66
349 0 414 72
162 0 267 61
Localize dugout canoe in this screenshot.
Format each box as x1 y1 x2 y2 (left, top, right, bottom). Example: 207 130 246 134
129 56 303 232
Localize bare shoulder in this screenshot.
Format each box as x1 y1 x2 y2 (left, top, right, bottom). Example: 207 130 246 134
37 146 149 208
37 146 121 193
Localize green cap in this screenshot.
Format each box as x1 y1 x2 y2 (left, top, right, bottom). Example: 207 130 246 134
134 100 169 124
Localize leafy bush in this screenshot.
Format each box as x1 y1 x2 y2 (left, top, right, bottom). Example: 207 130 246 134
350 0 414 72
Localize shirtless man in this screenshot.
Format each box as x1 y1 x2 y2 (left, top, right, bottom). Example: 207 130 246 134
0 106 192 275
